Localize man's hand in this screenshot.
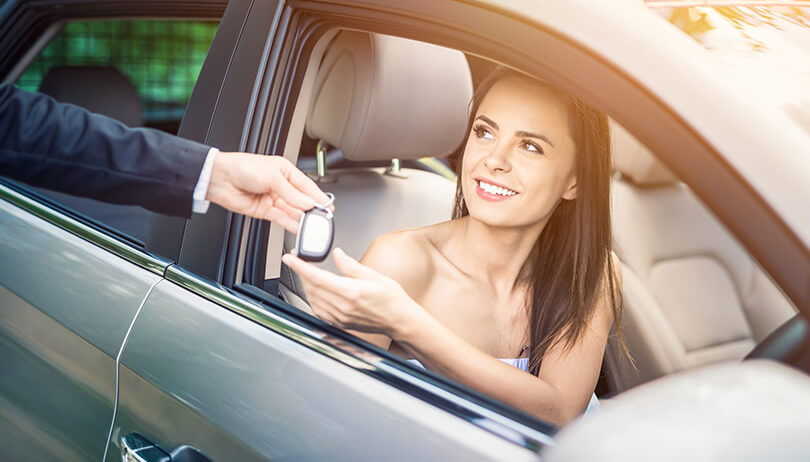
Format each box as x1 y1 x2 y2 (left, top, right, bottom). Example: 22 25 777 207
206 152 331 232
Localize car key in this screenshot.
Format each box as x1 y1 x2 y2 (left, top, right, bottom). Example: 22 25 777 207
295 192 335 262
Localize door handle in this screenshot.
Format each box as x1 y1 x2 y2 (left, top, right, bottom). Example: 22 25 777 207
121 433 212 462
121 434 169 462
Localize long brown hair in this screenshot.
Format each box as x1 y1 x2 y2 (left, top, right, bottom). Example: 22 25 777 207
450 67 628 375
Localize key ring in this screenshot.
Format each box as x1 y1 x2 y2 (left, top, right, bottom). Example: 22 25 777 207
312 192 335 217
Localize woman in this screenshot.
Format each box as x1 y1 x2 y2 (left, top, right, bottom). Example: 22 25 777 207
282 67 627 427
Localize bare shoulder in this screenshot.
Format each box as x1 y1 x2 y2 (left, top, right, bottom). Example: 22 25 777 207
359 226 438 299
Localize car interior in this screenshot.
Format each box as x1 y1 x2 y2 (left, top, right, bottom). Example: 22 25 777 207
277 30 468 309
261 27 800 399
606 123 797 392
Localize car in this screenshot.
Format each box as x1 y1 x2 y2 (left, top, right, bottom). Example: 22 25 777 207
1 0 809 461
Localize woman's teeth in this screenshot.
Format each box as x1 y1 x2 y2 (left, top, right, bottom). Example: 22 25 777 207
478 180 517 196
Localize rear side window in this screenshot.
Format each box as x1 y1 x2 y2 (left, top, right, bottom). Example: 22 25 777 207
17 19 218 133
13 19 218 245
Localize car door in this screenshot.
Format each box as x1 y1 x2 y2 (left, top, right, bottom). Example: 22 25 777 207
0 184 164 462
107 2 557 461
107 1 810 461
0 2 224 461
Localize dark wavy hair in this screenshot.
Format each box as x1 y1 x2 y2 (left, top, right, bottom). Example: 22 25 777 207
450 67 628 375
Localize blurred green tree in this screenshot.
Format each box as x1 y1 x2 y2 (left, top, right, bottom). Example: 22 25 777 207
16 20 218 123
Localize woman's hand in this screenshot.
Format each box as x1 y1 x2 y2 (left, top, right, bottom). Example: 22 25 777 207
281 248 425 337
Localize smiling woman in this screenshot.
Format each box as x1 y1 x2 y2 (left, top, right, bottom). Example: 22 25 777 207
283 67 627 427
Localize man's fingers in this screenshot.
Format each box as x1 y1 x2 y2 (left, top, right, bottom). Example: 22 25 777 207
284 163 333 210
269 170 320 212
274 198 304 224
258 205 300 233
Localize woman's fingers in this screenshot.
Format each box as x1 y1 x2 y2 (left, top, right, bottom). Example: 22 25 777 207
333 248 380 281
282 252 352 294
307 286 353 324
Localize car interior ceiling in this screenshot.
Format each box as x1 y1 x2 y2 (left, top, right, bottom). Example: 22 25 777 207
268 27 809 398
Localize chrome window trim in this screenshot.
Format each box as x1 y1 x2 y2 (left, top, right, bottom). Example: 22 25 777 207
0 182 170 275
164 264 556 452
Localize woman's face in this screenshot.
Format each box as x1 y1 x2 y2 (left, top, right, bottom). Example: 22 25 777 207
460 75 578 230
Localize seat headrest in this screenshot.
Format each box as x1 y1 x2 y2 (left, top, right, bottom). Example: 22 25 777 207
611 122 678 186
306 31 473 162
39 65 143 127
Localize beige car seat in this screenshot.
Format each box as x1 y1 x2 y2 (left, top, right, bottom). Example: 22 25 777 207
606 123 797 391
279 31 473 311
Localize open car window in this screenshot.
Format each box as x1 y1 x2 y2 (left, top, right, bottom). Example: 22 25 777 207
12 19 218 245
228 10 806 438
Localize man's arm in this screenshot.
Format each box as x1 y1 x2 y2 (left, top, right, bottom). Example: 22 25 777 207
0 84 209 217
0 84 332 228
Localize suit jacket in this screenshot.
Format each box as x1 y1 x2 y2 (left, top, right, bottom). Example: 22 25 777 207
0 84 209 217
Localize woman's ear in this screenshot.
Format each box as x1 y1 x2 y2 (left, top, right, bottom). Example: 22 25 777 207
562 178 577 201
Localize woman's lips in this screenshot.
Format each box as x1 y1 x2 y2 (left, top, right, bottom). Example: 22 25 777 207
475 180 518 202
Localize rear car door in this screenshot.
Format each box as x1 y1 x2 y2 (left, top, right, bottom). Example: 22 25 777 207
0 186 163 461
0 1 224 460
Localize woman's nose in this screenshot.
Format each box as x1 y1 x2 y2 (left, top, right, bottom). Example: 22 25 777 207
483 142 511 172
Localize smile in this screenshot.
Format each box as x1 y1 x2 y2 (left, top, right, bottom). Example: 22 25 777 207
476 179 518 201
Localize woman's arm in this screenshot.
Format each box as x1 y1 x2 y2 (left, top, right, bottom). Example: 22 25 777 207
395 255 620 426
282 246 620 427
396 287 612 426
344 232 433 350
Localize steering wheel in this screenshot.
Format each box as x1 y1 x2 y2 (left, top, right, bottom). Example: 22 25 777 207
745 314 810 373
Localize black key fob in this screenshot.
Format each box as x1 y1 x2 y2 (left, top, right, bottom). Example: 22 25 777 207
295 193 335 262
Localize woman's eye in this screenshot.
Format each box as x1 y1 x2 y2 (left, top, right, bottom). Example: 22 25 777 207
520 140 544 155
473 125 494 141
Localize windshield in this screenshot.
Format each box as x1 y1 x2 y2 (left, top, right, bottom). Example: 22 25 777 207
651 3 810 134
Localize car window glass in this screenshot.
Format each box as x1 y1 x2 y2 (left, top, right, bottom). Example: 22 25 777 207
13 19 218 244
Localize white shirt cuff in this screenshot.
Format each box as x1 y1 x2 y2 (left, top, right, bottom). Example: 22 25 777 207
192 148 219 214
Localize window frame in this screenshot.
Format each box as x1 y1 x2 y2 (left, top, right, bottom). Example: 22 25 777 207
0 2 227 255
190 0 810 444
189 4 565 447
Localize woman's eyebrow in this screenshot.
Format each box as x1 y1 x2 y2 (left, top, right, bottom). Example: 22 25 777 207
475 115 499 129
515 130 554 147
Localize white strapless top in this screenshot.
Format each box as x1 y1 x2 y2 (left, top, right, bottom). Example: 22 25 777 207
406 357 600 414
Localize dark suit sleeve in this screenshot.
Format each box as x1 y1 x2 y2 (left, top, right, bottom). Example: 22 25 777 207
0 84 210 217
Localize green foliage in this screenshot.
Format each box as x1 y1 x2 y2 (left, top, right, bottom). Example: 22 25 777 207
16 20 218 121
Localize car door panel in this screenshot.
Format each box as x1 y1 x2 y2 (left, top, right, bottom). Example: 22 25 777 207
0 287 117 462
0 186 163 461
108 272 540 461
